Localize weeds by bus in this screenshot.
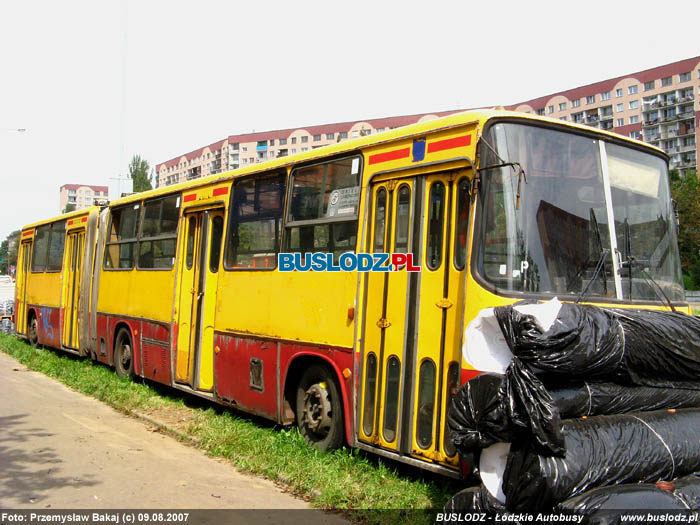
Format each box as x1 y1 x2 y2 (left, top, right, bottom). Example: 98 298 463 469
14 109 690 477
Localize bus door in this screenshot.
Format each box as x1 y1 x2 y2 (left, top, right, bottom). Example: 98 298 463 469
359 170 470 468
175 208 225 391
410 171 470 467
61 231 84 350
15 240 32 335
359 177 415 452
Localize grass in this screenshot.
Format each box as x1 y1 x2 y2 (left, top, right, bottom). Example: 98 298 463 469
0 333 461 517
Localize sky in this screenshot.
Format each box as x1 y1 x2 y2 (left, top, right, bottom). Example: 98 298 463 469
1 0 699 246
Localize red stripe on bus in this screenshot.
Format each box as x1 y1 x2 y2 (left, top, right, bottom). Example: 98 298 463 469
82 217 87 223
427 134 471 153
22 230 33 237
183 194 197 202
67 220 74 226
368 147 410 165
213 187 229 197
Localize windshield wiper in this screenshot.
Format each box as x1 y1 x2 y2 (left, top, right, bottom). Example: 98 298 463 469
576 248 610 304
620 221 675 312
569 208 608 299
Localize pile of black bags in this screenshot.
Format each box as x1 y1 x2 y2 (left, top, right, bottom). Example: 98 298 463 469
445 300 700 518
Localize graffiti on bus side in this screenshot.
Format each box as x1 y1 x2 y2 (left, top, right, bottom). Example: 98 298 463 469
40 307 55 342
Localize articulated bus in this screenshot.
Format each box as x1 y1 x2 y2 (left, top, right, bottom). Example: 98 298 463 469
14 110 689 477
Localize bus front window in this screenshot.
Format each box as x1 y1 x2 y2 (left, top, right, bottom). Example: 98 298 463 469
475 122 684 303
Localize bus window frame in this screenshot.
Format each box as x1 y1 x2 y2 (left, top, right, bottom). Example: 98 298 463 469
135 193 181 272
45 220 67 273
31 221 67 274
103 202 142 271
283 153 363 257
223 169 287 272
30 224 50 273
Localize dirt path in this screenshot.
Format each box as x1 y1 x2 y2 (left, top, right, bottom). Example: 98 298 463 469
0 351 346 522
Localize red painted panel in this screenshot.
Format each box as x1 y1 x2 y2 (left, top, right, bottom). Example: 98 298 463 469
368 147 410 165
427 134 472 154
214 333 278 419
95 314 111 364
22 230 33 238
183 193 197 202
212 187 228 197
141 321 172 385
37 306 61 349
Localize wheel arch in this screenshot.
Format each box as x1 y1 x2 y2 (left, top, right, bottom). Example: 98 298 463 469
283 353 353 447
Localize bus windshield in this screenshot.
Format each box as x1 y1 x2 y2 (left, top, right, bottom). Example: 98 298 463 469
475 122 684 302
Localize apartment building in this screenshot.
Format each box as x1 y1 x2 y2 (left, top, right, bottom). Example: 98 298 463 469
59 184 109 212
155 56 700 187
155 111 459 187
509 56 700 175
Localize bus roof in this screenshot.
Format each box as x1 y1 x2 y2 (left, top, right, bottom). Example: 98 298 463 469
21 206 100 232
93 109 674 209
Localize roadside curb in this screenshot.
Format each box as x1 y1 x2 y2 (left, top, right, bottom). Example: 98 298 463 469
128 409 202 446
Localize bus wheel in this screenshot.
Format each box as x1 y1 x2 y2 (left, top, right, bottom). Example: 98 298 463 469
295 364 343 451
114 328 135 379
28 315 39 348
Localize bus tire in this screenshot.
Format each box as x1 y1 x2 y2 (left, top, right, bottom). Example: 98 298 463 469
295 364 344 451
28 315 39 348
114 327 135 379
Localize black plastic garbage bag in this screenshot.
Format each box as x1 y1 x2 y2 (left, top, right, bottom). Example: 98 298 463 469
553 381 700 418
442 485 505 515
612 309 700 389
555 474 700 524
492 303 700 455
448 373 700 456
494 303 700 385
494 302 626 380
502 409 700 511
447 373 514 454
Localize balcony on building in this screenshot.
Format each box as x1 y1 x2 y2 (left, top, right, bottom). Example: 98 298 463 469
186 166 201 181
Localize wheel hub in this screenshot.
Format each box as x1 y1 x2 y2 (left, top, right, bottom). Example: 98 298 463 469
303 384 332 435
120 344 132 367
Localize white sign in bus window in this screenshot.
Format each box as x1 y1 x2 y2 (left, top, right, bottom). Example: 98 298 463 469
327 186 360 217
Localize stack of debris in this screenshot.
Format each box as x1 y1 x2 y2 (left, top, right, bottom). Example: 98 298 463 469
445 298 700 518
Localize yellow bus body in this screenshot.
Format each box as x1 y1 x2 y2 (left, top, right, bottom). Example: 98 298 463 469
14 109 690 477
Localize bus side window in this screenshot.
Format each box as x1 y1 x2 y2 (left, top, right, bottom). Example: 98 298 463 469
31 225 50 272
105 204 140 269
285 155 361 261
138 195 180 270
225 173 285 270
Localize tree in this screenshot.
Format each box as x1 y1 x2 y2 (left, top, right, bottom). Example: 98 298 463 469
0 239 7 275
0 230 20 275
670 169 700 289
128 155 153 193
63 203 76 214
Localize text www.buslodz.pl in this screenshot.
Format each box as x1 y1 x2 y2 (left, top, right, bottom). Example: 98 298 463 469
278 253 421 272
